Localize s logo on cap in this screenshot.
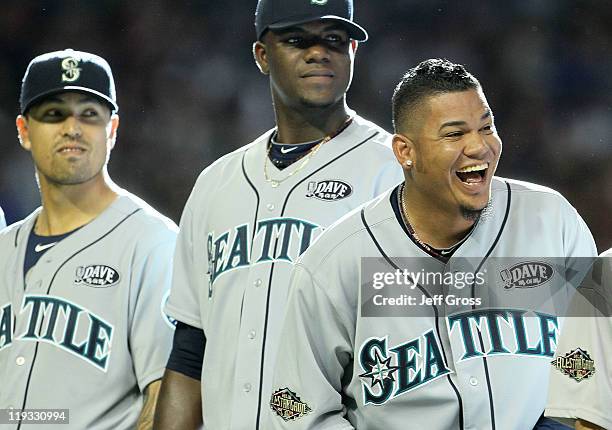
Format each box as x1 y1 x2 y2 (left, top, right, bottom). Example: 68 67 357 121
61 57 81 82
311 0 328 5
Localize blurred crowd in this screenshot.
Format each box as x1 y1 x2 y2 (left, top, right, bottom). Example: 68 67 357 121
1 0 610 250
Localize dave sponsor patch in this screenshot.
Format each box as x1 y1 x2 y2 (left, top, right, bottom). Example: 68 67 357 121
500 261 554 289
74 264 120 288
270 387 312 421
551 348 595 382
306 180 352 201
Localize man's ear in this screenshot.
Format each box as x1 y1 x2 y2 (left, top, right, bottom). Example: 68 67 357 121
392 133 416 172
253 41 269 75
16 115 31 151
107 114 119 150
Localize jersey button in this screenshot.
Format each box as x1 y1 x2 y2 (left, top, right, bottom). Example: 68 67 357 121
469 377 478 386
243 383 252 392
254 279 262 288
248 330 256 339
16 356 26 366
266 203 275 211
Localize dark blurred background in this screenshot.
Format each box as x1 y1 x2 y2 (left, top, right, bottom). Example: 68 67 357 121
1 1 610 251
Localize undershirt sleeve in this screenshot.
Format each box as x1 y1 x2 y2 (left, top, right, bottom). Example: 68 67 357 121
166 321 206 380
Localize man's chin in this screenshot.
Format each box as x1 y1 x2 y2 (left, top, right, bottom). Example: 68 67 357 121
460 206 482 222
460 197 492 221
298 93 341 109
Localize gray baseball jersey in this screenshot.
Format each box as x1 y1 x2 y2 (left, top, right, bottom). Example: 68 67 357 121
0 192 177 429
545 248 612 429
0 206 6 229
267 178 596 430
165 115 403 430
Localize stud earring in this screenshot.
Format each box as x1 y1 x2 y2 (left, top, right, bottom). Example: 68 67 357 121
405 160 413 167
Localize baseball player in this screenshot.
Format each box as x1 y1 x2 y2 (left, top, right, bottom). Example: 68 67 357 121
267 59 597 430
154 0 403 429
545 248 612 430
0 49 177 429
0 206 5 229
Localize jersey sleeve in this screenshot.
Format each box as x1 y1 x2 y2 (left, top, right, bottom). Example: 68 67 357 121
371 159 403 198
559 199 597 301
129 231 178 392
545 253 612 429
165 197 207 329
563 201 597 261
0 207 6 229
267 264 355 430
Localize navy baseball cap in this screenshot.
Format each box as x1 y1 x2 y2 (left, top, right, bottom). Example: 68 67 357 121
20 49 118 115
255 0 368 42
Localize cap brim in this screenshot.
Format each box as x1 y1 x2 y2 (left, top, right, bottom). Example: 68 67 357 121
267 15 368 42
22 86 118 114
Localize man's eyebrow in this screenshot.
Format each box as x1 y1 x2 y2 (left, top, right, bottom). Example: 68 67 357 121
438 120 467 131
438 111 492 132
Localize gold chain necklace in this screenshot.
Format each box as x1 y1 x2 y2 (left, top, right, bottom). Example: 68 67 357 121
263 116 353 188
399 182 426 245
264 139 325 188
399 183 471 255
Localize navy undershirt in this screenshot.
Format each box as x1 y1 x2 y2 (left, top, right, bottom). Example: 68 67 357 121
268 134 321 170
166 321 206 380
24 228 79 277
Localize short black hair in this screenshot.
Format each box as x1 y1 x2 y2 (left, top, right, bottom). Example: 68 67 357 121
392 59 480 133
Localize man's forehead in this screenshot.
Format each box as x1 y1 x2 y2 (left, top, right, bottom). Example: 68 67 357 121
426 90 490 118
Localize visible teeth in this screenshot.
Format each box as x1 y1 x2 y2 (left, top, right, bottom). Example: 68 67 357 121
457 163 488 173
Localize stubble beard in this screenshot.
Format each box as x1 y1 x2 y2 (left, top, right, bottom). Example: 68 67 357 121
298 94 338 110
460 198 493 222
37 157 103 187
296 85 346 110
460 206 482 222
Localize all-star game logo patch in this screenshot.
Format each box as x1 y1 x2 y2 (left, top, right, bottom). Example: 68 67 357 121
551 348 595 382
306 180 353 201
270 387 312 421
74 265 120 288
500 261 554 289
